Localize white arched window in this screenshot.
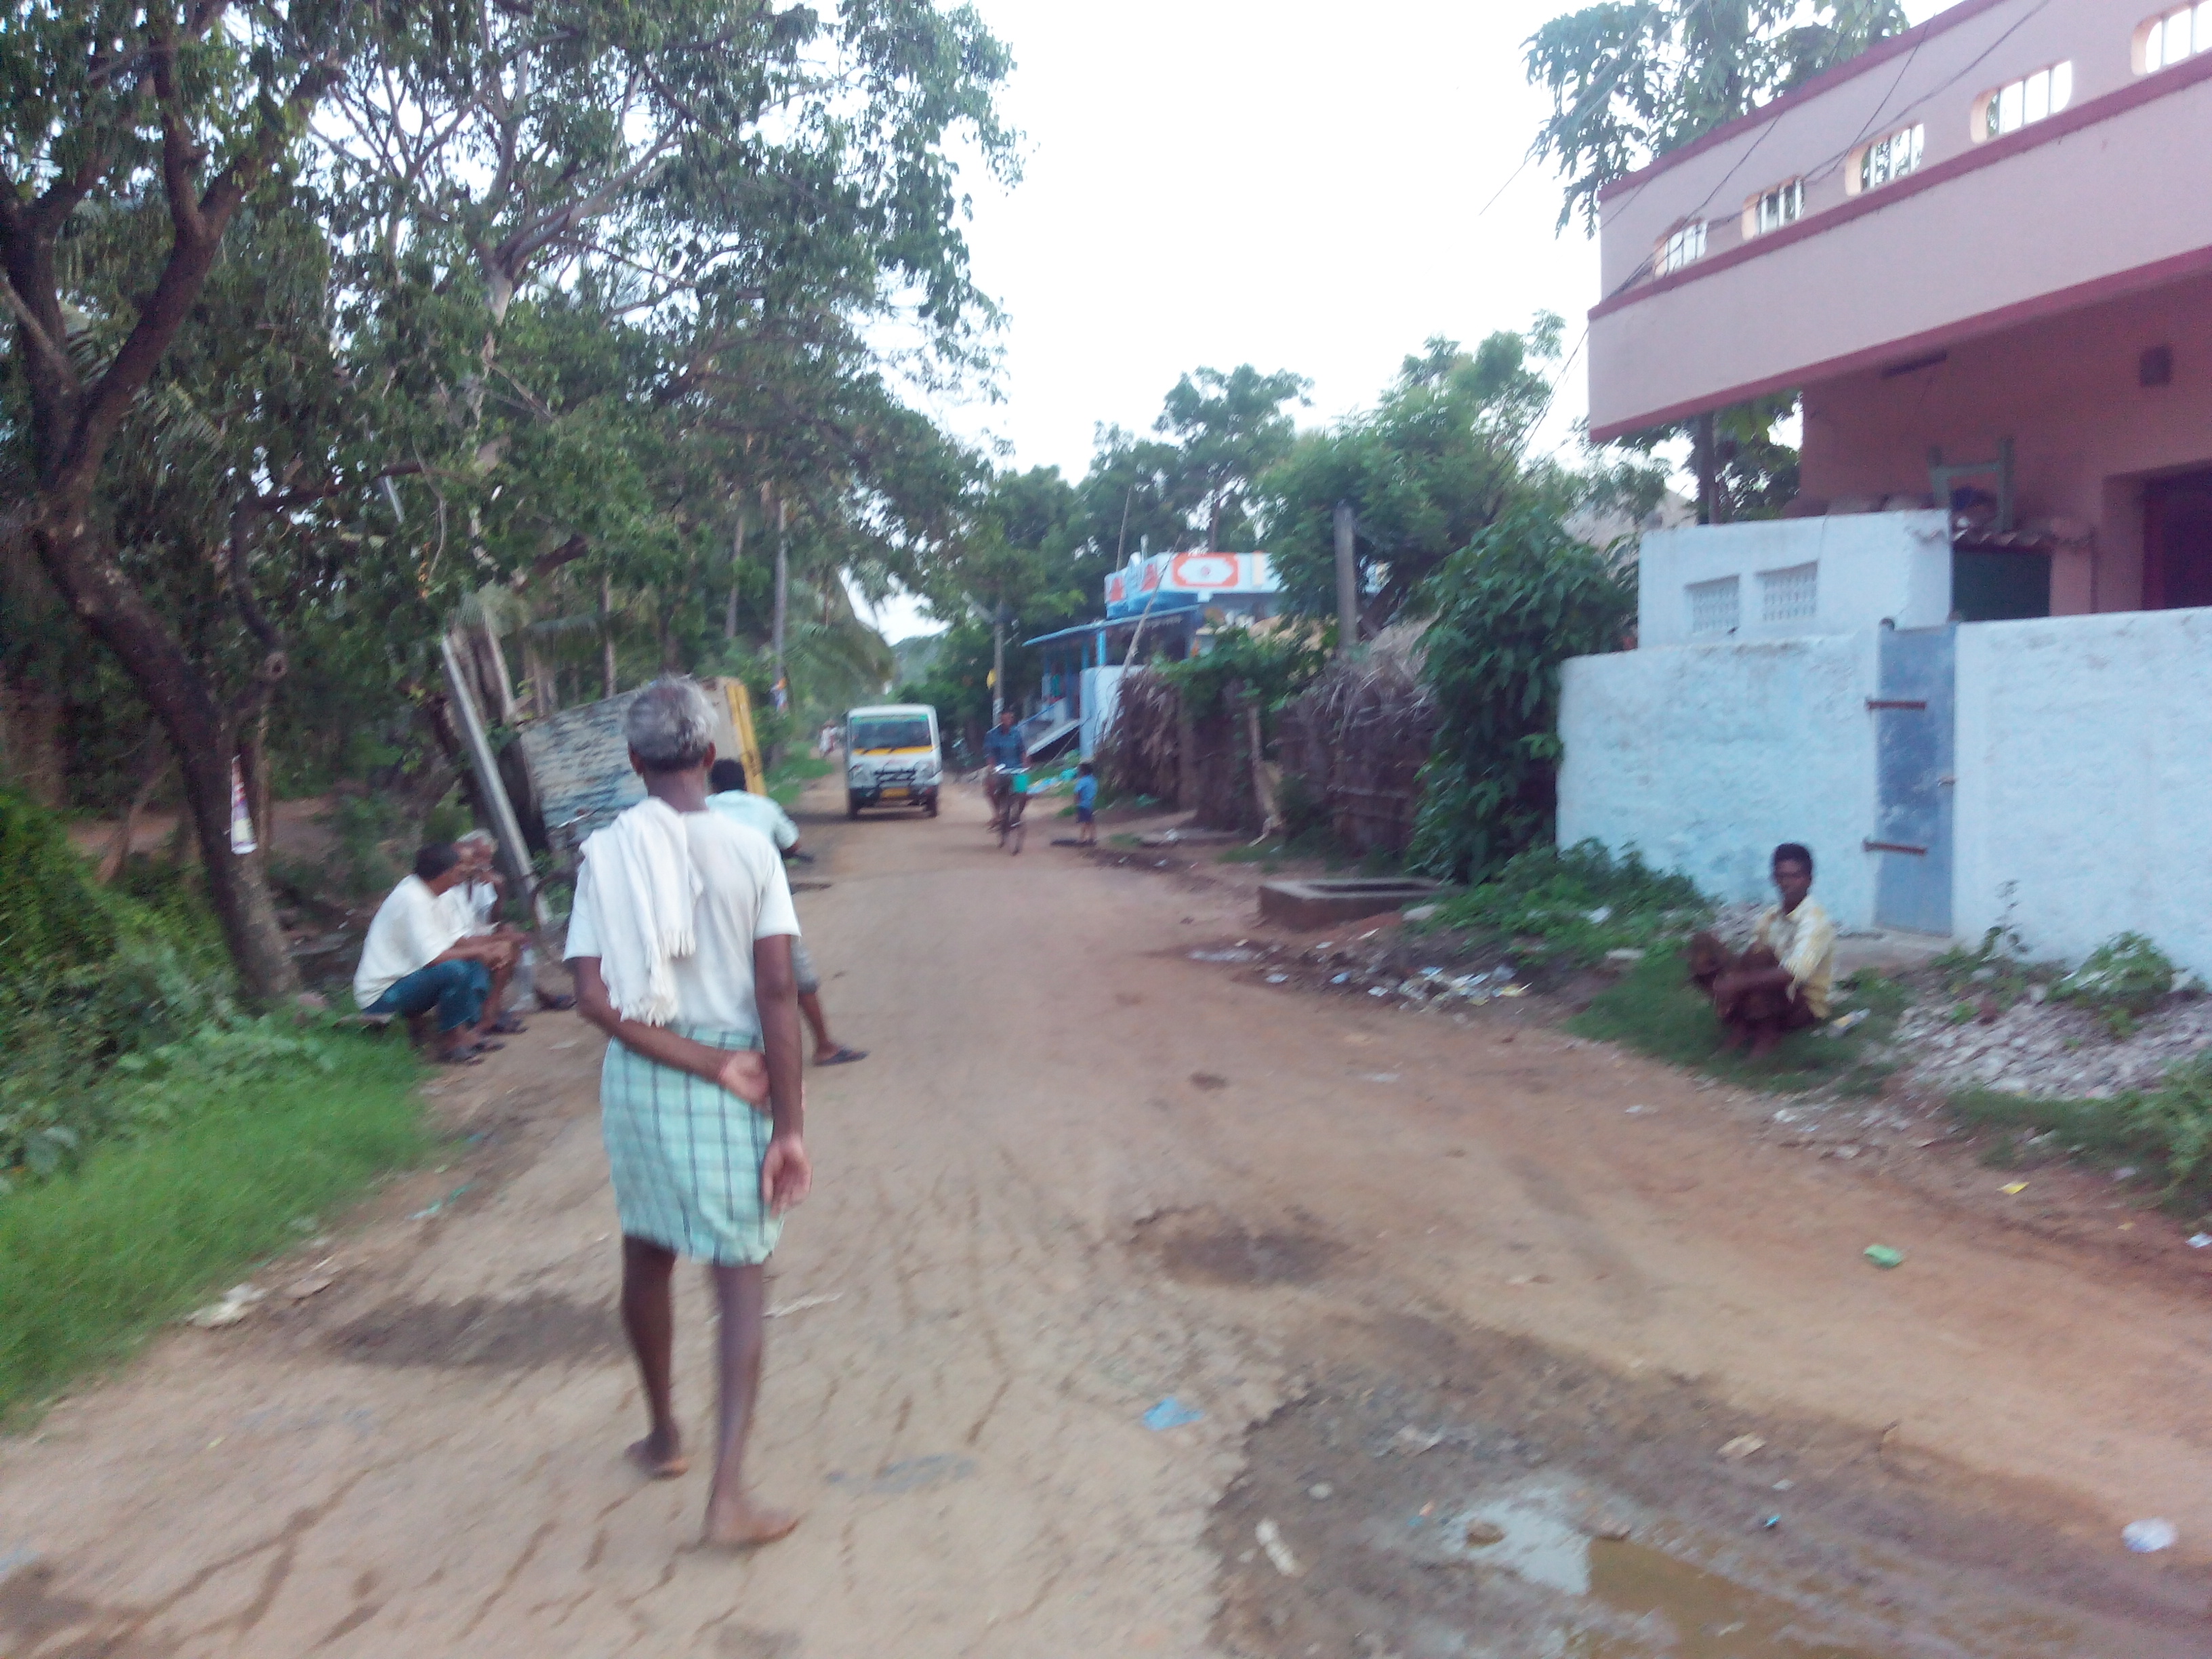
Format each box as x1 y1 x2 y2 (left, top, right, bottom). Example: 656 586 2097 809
2136 4 2210 70
1973 61 2074 140
1847 124 1925 194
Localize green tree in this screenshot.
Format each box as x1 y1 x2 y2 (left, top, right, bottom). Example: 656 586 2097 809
1259 323 1589 628
1155 365 1309 552
2 3 387 999
1526 0 1910 235
1524 0 1906 523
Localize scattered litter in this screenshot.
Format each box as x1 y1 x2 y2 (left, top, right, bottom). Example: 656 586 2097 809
1363 1072 1400 1084
1826 1008 1872 1035
1771 1479 1795 1491
1864 1245 1906 1269
1390 1426 1445 1456
1496 985 1529 999
1760 1514 1782 1531
285 1259 340 1301
1331 972 1351 985
1625 1104 1652 1115
1265 973 1290 984
1255 1518 1300 1576
1464 1519 1507 1547
2001 1181 2028 1195
550 1040 579 1050
2114 1166 2139 1181
408 1183 472 1220
1307 1482 1334 1500
1718 1434 1766 1462
1189 949 1258 963
766 1292 842 1319
2189 1233 2212 1249
1604 948 1645 964
1368 986 1388 998
1402 904 1441 922
2123 1519 2177 1553
186 1284 268 1329
1143 1396 1205 1431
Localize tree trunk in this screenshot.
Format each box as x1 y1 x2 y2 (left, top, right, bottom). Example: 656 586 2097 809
246 703 274 872
99 727 170 885
600 574 618 699
726 510 747 641
29 516 300 1001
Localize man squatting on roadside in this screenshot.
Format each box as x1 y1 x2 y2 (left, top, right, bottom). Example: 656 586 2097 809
1688 842 1837 1056
565 676 813 1547
353 842 520 1063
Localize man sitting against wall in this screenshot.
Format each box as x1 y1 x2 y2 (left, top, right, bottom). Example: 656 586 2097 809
353 843 517 1063
1697 842 1837 1057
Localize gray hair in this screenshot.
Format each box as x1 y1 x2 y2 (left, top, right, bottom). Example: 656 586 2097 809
624 676 717 772
456 828 497 851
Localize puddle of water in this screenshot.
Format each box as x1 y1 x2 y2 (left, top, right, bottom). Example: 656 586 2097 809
1451 1494 1593 1595
1579 1538 1885 1658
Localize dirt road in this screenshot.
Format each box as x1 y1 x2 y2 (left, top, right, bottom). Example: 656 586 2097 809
5 782 2211 1657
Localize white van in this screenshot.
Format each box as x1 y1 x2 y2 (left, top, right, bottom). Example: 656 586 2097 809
843 703 941 818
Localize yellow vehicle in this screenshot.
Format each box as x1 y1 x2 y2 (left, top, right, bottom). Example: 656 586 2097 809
843 703 941 818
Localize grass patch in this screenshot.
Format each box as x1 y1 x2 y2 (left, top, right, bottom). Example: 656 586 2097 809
1950 1055 2212 1212
766 754 834 808
0 1032 427 1421
1418 840 1710 968
1569 945 1903 1097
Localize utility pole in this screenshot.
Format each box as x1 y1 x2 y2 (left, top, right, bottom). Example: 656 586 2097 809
1333 500 1359 655
991 600 1008 721
771 494 790 688
1693 411 1725 525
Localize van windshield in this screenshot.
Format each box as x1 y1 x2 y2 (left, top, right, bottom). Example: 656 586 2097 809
850 716 932 752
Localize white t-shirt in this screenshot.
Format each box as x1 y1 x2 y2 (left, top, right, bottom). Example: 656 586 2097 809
440 878 499 935
564 810 801 1034
354 874 464 1009
705 789 799 851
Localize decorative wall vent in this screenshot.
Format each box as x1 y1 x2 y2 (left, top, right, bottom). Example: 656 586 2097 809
1687 575 1741 636
1760 562 1820 624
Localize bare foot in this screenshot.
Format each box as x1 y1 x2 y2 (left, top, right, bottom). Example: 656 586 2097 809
626 1433 689 1479
702 1491 802 1548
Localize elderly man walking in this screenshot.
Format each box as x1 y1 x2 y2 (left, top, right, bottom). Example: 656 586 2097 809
565 676 812 1547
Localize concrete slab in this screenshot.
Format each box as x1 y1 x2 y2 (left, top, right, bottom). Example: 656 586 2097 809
1835 928 1953 977
1260 877 1456 931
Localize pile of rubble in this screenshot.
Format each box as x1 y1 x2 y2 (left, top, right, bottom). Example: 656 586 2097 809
1887 989 2212 1100
1191 929 1532 1010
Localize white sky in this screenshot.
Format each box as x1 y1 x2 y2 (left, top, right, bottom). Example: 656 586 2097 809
868 0 1945 641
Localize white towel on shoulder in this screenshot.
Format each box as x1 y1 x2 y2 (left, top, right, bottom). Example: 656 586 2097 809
579 798 699 1025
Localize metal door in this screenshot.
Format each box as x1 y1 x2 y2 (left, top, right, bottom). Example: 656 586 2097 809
1868 624 1955 936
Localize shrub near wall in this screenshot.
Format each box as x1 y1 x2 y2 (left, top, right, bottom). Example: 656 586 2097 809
1414 510 1635 881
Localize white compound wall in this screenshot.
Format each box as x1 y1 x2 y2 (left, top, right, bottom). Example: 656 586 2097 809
1953 606 2212 975
1557 632 1883 927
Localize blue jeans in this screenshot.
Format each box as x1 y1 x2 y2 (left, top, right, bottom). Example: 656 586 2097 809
366 958 490 1032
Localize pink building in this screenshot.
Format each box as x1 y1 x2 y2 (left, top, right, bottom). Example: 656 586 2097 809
1560 0 2212 970
1587 0 2212 616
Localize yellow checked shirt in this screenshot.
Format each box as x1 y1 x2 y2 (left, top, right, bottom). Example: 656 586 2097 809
1754 896 1837 1019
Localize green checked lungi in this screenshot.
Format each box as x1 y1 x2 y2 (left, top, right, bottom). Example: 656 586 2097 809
600 1025 783 1266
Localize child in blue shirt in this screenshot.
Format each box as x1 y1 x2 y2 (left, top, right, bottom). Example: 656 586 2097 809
1073 762 1099 845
